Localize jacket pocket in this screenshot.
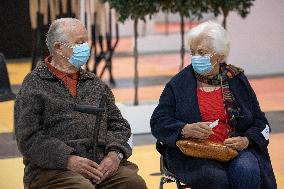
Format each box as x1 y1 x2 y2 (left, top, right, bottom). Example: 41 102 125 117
65 138 91 157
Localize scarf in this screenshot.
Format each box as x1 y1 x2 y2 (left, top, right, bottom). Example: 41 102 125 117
194 63 244 136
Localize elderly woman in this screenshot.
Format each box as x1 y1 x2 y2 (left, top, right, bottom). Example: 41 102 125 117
150 21 276 189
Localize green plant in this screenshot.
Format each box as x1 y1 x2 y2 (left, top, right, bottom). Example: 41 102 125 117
158 0 208 70
208 0 255 28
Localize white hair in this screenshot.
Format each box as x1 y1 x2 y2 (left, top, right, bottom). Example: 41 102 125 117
45 18 82 53
187 21 230 58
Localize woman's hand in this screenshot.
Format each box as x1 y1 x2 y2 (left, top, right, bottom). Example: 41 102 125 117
224 136 249 151
181 122 214 139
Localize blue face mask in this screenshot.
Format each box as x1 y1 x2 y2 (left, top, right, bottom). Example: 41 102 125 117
62 42 91 69
191 55 216 75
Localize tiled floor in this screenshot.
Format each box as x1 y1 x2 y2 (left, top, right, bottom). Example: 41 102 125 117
0 139 284 189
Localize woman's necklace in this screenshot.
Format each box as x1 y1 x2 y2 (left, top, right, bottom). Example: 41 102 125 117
200 82 220 92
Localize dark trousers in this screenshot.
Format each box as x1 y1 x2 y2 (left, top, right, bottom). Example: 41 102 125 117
166 149 261 189
28 161 147 189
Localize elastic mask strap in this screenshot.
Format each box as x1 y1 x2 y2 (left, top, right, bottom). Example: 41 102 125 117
60 42 73 49
56 42 72 60
209 52 219 68
211 61 218 68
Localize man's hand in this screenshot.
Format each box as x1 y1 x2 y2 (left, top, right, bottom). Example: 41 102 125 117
224 136 249 151
181 122 214 139
67 155 104 182
95 152 121 184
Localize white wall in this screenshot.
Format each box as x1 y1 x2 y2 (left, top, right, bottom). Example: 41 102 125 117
225 0 284 76
118 16 155 37
116 103 156 134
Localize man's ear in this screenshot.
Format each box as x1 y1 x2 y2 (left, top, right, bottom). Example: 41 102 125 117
53 42 63 55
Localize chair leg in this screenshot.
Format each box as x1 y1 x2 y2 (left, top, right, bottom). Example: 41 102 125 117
159 178 164 189
176 180 183 189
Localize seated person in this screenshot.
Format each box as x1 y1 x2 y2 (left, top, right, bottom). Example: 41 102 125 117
150 21 276 189
15 18 147 189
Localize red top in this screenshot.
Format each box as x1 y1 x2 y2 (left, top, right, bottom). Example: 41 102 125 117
197 87 230 142
44 56 79 97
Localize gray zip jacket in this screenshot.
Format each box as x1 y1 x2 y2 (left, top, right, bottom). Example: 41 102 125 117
14 62 132 186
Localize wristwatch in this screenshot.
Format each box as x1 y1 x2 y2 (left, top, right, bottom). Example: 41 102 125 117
113 151 124 161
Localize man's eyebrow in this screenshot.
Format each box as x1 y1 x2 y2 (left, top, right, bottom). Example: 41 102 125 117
197 48 207 51
75 37 87 42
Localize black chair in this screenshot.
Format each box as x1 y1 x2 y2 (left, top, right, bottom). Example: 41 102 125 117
159 156 191 189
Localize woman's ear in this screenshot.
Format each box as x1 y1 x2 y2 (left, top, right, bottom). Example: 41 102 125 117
218 54 225 63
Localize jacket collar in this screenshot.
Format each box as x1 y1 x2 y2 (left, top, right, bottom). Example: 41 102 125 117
169 65 202 123
34 61 94 81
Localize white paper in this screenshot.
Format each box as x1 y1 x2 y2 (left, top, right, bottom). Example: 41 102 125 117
209 119 219 129
261 124 270 140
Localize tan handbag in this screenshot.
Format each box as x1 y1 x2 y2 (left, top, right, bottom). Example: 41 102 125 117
176 139 238 162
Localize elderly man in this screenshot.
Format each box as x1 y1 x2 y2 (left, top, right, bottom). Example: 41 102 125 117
15 18 147 189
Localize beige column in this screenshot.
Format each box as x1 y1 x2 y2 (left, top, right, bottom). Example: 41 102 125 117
40 0 49 25
29 0 39 29
49 0 57 22
95 0 107 36
61 0 68 14
72 0 80 18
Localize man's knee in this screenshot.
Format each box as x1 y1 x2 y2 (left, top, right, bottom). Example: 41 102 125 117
114 167 147 189
64 171 95 189
125 174 147 189
72 179 95 189
29 170 95 189
106 163 147 189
